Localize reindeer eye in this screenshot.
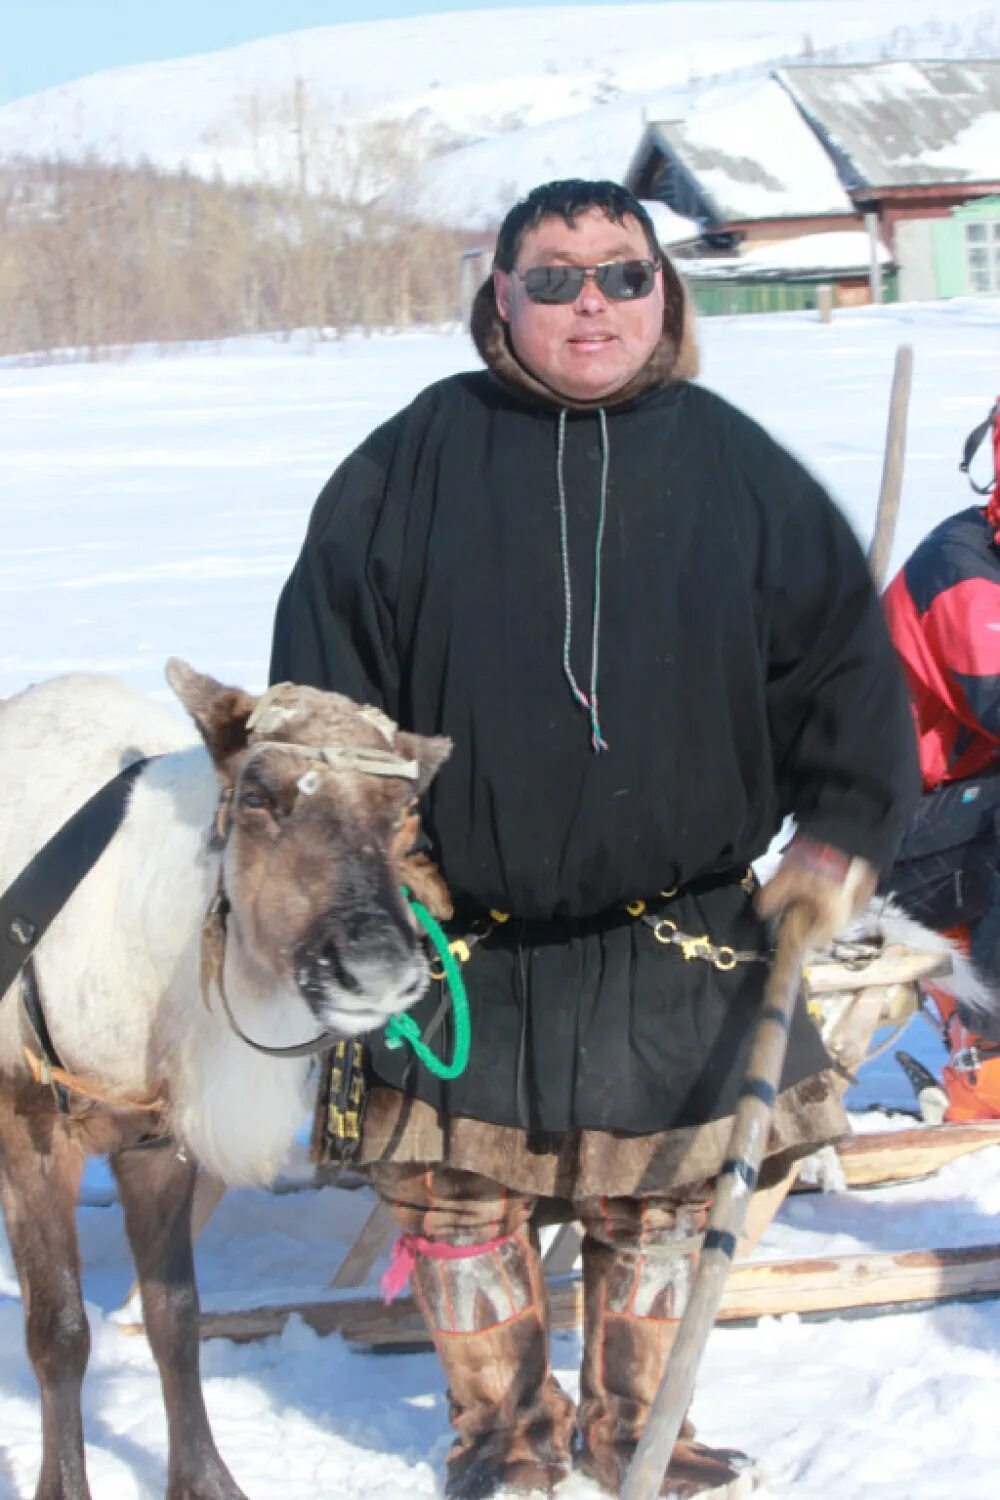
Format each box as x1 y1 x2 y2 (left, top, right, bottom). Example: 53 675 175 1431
240 788 273 812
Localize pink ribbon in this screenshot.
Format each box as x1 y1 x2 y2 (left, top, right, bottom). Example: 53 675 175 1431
380 1230 515 1305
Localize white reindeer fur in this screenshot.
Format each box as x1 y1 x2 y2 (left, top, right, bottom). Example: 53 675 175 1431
846 896 1000 1027
0 673 313 1186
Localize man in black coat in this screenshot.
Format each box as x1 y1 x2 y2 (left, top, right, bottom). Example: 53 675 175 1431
270 179 919 1499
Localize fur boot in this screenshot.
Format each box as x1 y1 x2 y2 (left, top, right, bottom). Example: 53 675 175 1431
577 1196 756 1498
409 1223 576 1499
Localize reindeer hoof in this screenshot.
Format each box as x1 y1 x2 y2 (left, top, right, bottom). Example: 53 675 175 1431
166 1460 250 1500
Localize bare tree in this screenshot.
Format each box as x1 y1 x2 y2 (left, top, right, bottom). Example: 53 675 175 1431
0 137 466 359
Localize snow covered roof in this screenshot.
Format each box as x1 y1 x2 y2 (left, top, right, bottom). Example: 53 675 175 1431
678 229 891 281
775 61 1000 192
630 77 856 224
640 198 701 248
383 110 706 238
386 97 658 231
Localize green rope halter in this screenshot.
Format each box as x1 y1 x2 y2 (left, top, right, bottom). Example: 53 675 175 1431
384 894 471 1080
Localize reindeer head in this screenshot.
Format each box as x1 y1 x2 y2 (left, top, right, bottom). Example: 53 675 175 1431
166 659 452 1038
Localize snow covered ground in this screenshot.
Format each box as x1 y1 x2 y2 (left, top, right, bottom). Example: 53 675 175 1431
2 299 1000 1498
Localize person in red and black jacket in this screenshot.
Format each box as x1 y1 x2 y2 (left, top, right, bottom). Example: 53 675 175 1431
883 398 1000 1118
885 398 1000 791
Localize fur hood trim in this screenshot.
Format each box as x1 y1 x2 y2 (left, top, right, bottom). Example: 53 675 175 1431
470 253 699 413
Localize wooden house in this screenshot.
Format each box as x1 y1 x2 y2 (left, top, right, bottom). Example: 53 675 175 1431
627 60 1000 308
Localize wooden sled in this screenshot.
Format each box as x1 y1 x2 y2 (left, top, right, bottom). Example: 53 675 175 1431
804 1119 1000 1189
193 1241 1000 1348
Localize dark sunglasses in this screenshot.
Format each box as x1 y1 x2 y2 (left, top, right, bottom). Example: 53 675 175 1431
514 258 659 305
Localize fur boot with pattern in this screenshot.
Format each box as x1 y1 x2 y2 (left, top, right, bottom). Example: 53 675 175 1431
409 1223 575 1499
576 1192 757 1498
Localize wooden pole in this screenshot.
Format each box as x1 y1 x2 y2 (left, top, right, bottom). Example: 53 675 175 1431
865 211 883 307
867 343 914 591
619 905 812 1500
816 283 834 324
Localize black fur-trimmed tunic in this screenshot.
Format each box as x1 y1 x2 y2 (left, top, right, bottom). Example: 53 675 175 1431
270 365 919 1137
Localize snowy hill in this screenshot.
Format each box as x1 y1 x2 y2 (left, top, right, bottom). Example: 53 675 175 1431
1 1 997 205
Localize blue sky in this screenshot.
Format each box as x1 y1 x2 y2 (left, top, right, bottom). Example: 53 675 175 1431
0 0 602 103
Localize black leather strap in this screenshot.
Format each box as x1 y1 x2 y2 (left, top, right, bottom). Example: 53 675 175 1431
20 956 71 1113
960 400 999 495
0 758 150 1001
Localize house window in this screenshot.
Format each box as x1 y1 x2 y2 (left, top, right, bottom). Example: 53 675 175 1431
965 220 1000 295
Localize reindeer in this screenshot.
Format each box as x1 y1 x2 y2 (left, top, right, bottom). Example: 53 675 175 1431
0 659 452 1500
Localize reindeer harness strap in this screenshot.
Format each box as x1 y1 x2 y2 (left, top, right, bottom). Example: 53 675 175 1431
0 757 152 1113
0 758 150 999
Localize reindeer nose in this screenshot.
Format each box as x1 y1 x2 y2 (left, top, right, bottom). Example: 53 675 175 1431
342 898 416 955
400 971 425 999
303 894 417 993
317 938 362 994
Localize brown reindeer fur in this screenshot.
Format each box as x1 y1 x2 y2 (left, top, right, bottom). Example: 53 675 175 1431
0 1076 244 1500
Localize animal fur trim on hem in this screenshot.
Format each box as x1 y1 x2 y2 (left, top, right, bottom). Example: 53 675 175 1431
355 1070 848 1201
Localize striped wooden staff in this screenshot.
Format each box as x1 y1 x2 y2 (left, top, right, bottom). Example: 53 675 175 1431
620 903 812 1500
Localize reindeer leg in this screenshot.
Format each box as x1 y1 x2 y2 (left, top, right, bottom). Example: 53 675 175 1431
110 1143 249 1500
0 1100 92 1500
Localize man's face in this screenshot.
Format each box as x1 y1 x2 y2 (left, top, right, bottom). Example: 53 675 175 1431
493 207 664 403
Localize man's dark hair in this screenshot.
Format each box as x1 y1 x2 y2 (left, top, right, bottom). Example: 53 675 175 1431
493 179 661 271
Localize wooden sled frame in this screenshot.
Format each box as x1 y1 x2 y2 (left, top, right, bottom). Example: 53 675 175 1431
195 1239 1000 1347
119 943 1000 1343
174 1113 1000 1350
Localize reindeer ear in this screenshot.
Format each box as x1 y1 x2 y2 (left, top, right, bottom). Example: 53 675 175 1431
165 658 257 771
396 732 453 795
